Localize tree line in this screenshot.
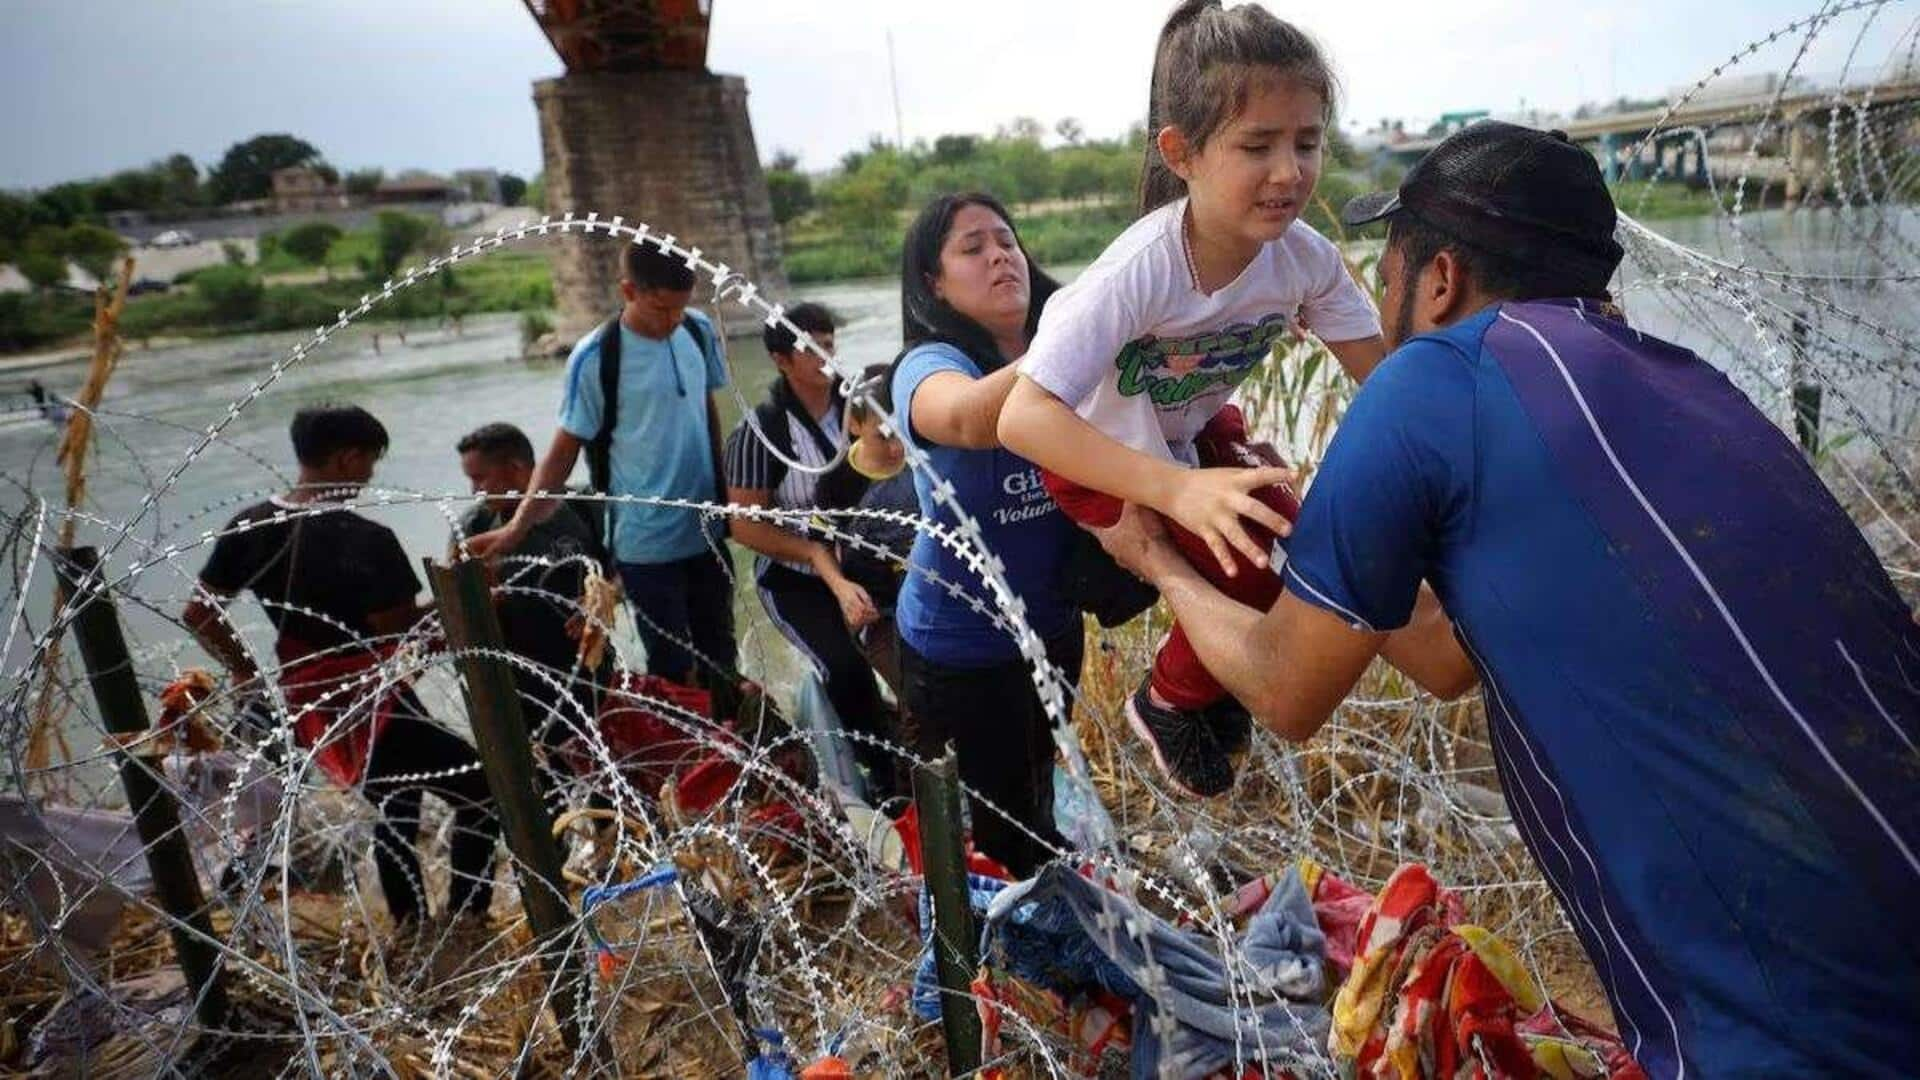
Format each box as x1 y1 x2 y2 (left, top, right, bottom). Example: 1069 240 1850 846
1 133 529 274
766 117 1363 241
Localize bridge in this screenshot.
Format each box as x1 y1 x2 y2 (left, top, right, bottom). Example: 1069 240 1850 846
1386 73 1920 204
523 0 787 340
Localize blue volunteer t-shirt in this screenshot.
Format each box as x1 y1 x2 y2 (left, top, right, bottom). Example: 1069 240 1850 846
892 342 1078 666
1285 299 1920 1078
558 312 728 565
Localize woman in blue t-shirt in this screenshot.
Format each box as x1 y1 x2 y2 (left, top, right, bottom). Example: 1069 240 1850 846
888 193 1083 877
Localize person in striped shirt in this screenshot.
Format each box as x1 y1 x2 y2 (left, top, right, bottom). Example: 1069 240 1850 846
724 303 904 804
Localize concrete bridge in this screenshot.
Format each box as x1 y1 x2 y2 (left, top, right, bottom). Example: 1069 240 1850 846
1387 74 1920 205
523 0 788 340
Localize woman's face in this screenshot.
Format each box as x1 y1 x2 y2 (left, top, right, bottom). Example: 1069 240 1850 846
931 203 1030 328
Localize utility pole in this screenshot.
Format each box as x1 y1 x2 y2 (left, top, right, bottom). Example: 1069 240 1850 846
887 29 906 149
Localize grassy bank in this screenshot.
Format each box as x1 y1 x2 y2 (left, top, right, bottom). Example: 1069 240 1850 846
785 200 1138 283
1 179 1742 355
2 249 552 354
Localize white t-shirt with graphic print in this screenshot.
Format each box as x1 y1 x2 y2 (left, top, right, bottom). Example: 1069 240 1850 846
1020 198 1380 463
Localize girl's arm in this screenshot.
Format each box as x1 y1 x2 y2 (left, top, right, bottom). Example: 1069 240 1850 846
905 363 1023 449
1325 334 1388 383
998 374 1293 576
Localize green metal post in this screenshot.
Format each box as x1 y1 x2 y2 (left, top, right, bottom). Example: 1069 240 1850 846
914 745 981 1074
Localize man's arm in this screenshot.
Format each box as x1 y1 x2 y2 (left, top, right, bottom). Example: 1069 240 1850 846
1378 588 1477 698
1099 506 1474 741
727 486 876 627
182 587 260 686
707 394 728 495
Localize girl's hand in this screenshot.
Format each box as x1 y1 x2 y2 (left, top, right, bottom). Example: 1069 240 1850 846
1161 466 1296 577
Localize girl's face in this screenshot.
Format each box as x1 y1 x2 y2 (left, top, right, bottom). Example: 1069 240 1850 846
1174 76 1326 247
931 203 1031 328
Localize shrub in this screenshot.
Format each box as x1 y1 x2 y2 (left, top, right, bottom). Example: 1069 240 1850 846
193 264 264 323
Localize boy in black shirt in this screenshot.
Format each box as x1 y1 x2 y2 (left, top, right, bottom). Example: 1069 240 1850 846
455 422 607 805
183 403 499 926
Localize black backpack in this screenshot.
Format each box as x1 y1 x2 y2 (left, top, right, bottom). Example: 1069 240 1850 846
578 313 725 558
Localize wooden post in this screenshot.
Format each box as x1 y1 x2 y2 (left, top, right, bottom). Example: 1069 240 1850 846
424 557 602 1061
53 546 229 1026
913 746 981 1075
1785 113 1806 209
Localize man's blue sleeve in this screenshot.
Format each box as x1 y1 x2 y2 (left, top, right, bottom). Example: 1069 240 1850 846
1283 339 1464 632
693 310 728 391
891 344 975 451
557 331 604 441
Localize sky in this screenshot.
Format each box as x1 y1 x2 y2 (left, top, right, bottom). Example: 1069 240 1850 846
2 0 1913 190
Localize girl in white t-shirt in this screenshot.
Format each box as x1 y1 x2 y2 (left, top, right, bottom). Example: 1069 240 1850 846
997 0 1386 798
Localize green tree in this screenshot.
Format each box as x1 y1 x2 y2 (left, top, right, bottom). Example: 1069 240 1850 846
994 137 1055 204
372 211 432 280
281 221 343 267
159 153 203 208
819 157 906 239
209 134 323 203
525 172 547 211
998 117 1046 143
194 265 264 323
932 134 979 164
0 192 31 263
16 248 67 292
1056 147 1107 203
765 150 814 226
93 168 165 214
30 183 95 229
60 224 127 282
345 168 385 198
1055 117 1085 146
498 172 528 206
1328 126 1357 169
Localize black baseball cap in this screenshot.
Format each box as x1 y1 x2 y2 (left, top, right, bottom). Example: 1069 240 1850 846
1342 121 1624 280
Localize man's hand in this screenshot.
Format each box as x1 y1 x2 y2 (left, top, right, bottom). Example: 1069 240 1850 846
826 575 879 630
463 522 524 561
1158 466 1295 577
1093 502 1183 585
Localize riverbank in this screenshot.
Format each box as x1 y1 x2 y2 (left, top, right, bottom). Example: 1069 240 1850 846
1 249 552 357
0 180 1740 357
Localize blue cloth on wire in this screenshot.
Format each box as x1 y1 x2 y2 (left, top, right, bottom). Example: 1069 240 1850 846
913 864 1332 1080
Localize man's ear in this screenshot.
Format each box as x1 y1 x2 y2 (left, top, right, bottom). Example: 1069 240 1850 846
1155 125 1195 182
619 279 640 305
1424 248 1474 326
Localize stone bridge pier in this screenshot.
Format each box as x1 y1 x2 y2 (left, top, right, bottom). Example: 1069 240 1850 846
525 1 788 343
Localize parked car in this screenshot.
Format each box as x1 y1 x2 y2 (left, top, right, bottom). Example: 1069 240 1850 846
149 229 197 248
126 278 170 296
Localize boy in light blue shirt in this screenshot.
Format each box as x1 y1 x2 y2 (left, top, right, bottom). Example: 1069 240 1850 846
469 242 736 685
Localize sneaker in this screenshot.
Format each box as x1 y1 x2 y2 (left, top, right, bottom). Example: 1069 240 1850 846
1203 697 1254 757
1124 680 1235 798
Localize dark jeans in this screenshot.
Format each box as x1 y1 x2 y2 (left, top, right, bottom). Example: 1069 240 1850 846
899 627 1085 878
618 551 739 687
518 664 608 813
758 563 904 802
359 695 501 923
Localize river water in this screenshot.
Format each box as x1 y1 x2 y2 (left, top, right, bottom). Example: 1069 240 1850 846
3 207 1914 708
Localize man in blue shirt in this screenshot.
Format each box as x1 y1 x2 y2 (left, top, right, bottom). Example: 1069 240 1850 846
470 242 737 686
1097 122 1920 1076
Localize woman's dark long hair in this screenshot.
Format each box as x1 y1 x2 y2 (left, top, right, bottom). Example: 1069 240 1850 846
898 192 1061 374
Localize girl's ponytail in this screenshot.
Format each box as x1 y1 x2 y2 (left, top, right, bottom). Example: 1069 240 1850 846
1139 0 1221 216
